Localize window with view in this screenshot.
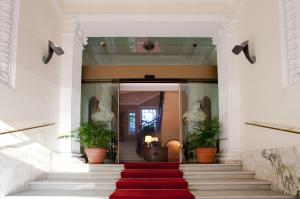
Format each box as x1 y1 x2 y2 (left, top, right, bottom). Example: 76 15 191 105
141 108 158 128
128 112 136 135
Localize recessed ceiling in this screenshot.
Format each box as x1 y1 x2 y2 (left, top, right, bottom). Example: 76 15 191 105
83 37 217 66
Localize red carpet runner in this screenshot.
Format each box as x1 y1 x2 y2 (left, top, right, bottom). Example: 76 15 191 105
109 162 195 199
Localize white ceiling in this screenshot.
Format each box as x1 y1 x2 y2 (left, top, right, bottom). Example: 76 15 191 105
61 0 242 15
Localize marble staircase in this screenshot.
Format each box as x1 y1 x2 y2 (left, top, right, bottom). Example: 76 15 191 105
119 141 145 162
6 164 295 199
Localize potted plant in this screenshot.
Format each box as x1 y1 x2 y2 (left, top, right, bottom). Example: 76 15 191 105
59 121 114 164
188 117 221 164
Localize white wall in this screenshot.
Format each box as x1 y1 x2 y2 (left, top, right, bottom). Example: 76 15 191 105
237 0 300 152
237 0 300 195
0 0 63 197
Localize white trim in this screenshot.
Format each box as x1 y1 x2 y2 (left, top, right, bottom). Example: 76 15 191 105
51 0 65 19
233 0 247 19
0 0 19 88
279 0 300 88
64 16 88 46
75 13 225 37
77 13 225 22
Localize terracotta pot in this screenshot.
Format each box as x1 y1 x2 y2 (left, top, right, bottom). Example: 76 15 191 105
85 148 106 164
196 148 217 164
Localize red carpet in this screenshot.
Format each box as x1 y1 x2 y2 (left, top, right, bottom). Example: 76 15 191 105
109 162 195 199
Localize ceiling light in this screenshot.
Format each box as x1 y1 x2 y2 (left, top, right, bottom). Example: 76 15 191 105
143 41 155 51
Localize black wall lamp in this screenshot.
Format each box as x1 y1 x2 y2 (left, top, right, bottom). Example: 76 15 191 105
232 40 256 64
42 40 64 64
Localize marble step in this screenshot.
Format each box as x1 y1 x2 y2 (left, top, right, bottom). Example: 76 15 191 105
88 164 124 172
192 190 295 199
6 190 294 199
184 171 255 180
47 172 120 180
29 179 116 191
5 190 111 199
180 164 242 171
188 179 270 191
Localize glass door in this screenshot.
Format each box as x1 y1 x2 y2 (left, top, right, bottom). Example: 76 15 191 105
81 81 120 163
180 81 219 163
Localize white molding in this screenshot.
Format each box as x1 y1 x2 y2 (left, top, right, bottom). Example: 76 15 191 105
77 13 225 22
74 13 225 37
0 0 19 88
51 0 65 19
213 17 241 161
233 0 247 19
63 16 87 46
279 0 300 87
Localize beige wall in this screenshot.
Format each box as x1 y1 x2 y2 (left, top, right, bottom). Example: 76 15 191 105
237 0 300 152
237 0 300 195
0 0 63 197
160 92 180 145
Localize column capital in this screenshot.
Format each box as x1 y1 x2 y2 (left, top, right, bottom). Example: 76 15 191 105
63 16 88 46
213 17 237 46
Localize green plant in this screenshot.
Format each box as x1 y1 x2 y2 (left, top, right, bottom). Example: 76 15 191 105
59 122 114 149
188 117 221 149
142 124 155 135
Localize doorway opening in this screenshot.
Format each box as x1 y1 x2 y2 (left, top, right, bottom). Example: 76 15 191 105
80 37 219 163
119 83 180 162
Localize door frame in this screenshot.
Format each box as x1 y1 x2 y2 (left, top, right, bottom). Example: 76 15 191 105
117 79 217 163
61 15 241 162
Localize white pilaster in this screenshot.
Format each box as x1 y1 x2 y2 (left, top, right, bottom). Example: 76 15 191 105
213 17 241 163
58 16 87 153
0 0 19 87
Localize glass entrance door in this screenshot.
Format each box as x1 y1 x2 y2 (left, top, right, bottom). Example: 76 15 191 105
81 81 120 163
180 82 219 163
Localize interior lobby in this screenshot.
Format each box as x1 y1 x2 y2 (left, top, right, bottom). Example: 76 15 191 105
0 0 300 199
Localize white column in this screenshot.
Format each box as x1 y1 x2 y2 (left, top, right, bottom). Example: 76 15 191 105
213 18 241 163
58 16 87 153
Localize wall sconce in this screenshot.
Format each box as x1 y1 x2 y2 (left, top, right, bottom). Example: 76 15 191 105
42 40 64 64
145 135 152 147
232 40 256 64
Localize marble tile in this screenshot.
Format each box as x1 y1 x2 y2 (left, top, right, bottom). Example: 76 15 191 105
241 145 300 196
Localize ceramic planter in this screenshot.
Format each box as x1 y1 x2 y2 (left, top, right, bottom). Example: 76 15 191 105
196 148 217 164
85 148 106 164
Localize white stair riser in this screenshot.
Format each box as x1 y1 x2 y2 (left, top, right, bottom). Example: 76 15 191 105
29 183 115 191
88 167 123 172
180 165 242 172
195 196 293 199
47 174 120 180
184 173 254 180
190 183 270 191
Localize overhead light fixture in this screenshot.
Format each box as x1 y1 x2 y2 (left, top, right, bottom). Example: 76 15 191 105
232 40 256 64
143 41 155 51
100 41 106 48
42 40 64 64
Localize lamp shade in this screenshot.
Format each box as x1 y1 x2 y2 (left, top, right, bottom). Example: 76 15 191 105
151 137 158 142
144 135 152 143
